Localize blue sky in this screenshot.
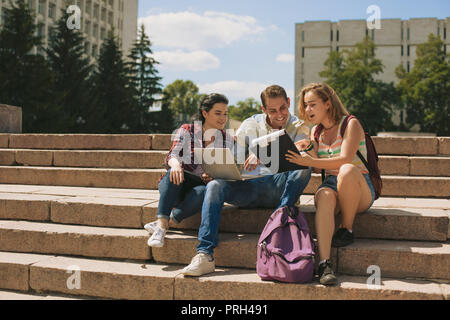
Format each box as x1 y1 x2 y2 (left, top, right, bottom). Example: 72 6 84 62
138 0 450 107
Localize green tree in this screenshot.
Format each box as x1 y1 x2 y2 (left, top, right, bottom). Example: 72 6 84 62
320 37 400 135
88 31 138 133
46 9 93 132
127 24 164 132
0 0 54 132
395 34 450 136
228 98 262 121
163 79 203 124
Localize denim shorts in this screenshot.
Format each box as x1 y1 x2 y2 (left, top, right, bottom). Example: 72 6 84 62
318 173 376 209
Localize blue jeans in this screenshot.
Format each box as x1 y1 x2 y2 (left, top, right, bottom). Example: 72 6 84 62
197 168 312 255
157 170 206 223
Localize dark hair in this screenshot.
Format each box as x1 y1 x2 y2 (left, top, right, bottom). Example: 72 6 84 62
198 93 229 123
260 85 288 108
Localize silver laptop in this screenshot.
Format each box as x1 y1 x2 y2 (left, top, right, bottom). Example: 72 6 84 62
194 148 263 181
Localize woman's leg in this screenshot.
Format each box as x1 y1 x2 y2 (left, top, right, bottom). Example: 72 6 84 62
171 184 206 223
336 164 373 230
314 187 339 261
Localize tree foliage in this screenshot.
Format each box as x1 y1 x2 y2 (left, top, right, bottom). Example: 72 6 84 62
127 24 163 132
320 37 400 135
0 0 54 132
163 79 203 122
88 31 138 133
46 9 93 132
395 34 450 136
228 98 262 121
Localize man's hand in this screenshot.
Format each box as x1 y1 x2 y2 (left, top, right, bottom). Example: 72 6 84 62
244 153 260 172
169 165 184 185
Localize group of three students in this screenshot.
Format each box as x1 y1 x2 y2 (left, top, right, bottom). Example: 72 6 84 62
145 82 376 286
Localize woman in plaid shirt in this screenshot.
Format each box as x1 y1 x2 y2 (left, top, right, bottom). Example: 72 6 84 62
146 93 235 248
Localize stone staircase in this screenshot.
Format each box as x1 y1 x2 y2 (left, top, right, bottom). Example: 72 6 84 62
0 133 448 300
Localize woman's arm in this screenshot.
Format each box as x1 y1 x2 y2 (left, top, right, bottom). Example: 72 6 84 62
286 119 364 170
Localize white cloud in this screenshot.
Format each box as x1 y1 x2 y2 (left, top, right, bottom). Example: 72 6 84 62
276 53 294 63
139 11 267 50
153 50 220 71
198 81 270 104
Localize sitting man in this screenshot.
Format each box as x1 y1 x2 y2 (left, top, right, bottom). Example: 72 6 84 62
180 84 312 276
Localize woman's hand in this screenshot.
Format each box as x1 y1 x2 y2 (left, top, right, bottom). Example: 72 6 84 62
294 139 312 151
169 164 184 185
201 173 213 184
285 150 313 167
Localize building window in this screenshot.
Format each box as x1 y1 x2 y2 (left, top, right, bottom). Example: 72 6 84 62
407 45 410 56
86 0 92 14
444 45 447 55
407 61 410 73
444 28 447 40
331 30 333 41
302 30 304 42
48 3 56 19
337 30 339 42
94 4 99 18
85 21 90 36
93 23 98 38
101 8 106 21
38 0 45 15
301 47 304 58
92 44 97 57
401 28 403 41
336 46 339 52
401 45 404 56
371 29 375 40
407 28 410 40
37 22 45 37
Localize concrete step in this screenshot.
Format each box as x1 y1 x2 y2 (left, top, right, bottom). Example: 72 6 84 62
0 187 447 241
379 156 450 176
373 137 449 156
0 252 447 300
151 231 450 281
0 220 448 281
0 149 168 168
0 166 164 189
0 289 86 300
1 134 449 156
2 149 449 177
0 220 150 260
1 166 449 197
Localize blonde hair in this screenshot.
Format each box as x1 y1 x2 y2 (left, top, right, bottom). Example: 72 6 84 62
298 82 349 124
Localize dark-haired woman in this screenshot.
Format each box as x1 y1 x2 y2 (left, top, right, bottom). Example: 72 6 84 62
146 93 234 248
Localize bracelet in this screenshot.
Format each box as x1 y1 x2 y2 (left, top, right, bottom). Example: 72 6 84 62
302 141 314 152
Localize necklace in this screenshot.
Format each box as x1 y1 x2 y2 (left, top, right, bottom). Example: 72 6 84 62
323 122 337 131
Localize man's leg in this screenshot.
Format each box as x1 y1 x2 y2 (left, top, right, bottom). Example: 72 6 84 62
277 168 312 208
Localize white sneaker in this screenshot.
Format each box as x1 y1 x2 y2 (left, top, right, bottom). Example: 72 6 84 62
144 221 158 234
147 226 167 247
181 252 215 276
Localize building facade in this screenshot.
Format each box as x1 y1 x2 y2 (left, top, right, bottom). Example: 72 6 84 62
0 0 138 60
294 18 450 118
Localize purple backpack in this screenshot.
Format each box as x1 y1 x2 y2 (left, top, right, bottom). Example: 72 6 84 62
257 206 315 283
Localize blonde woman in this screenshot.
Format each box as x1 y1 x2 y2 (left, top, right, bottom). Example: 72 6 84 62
285 83 376 286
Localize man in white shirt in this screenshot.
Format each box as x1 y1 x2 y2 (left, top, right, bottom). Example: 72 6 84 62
180 85 312 277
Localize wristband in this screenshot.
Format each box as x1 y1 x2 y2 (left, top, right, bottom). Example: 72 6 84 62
302 141 314 152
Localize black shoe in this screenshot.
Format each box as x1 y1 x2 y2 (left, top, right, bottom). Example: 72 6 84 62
318 260 337 286
331 228 354 247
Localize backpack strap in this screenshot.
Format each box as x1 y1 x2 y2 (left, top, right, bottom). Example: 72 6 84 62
313 125 326 182
341 115 370 172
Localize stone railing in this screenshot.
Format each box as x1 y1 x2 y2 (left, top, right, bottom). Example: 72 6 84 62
0 104 22 133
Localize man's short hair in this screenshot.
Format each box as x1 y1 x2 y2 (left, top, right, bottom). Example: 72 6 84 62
260 85 288 108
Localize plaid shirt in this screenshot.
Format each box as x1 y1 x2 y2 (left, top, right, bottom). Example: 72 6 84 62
164 122 235 177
